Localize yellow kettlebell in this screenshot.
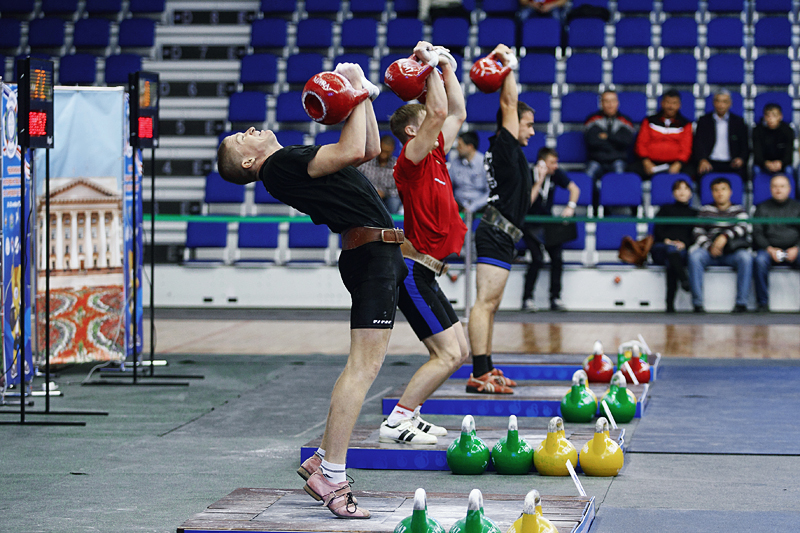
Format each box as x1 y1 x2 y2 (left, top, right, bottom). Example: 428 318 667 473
505 490 557 533
533 417 577 476
579 417 624 476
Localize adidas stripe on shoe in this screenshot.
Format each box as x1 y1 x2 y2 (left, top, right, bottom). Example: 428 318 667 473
379 418 438 445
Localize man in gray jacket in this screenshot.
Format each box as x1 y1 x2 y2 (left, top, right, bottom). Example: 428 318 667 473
752 174 800 312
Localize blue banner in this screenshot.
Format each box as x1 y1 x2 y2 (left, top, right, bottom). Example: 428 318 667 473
123 93 143 360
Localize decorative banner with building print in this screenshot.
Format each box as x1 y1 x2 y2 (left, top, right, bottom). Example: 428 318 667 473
2 82 35 386
33 87 133 365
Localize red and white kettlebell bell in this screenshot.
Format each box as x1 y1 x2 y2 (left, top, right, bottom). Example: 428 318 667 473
469 51 514 94
384 54 436 102
302 71 370 125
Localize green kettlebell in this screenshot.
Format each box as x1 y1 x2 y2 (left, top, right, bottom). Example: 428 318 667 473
491 415 533 475
394 488 446 533
448 489 502 533
447 415 490 475
601 371 637 423
560 370 598 423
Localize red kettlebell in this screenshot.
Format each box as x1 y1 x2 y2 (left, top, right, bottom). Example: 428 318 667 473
384 54 435 102
625 345 651 384
302 71 370 125
583 340 615 383
469 52 513 94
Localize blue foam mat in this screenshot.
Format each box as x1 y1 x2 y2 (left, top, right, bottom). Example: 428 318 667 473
589 507 800 533
627 363 800 455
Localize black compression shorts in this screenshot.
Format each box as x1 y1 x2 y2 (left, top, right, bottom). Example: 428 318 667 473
474 219 516 270
398 259 459 340
338 241 407 329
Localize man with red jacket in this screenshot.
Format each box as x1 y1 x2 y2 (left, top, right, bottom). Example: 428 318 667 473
632 89 694 178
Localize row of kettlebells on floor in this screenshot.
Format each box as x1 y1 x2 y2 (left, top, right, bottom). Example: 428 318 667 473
395 488 559 533
447 414 623 477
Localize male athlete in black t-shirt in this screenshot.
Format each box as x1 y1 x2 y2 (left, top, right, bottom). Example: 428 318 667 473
468 44 536 395
217 63 406 519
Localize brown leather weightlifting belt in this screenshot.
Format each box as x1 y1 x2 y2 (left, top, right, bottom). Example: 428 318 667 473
483 204 524 242
341 226 404 250
400 239 449 276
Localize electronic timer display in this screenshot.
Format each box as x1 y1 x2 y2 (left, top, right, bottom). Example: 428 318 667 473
17 57 54 148
129 71 160 148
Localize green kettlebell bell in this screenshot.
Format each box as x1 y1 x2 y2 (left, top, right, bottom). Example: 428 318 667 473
560 370 598 423
394 488 446 533
601 371 637 423
447 415 490 475
448 489 502 533
491 415 533 475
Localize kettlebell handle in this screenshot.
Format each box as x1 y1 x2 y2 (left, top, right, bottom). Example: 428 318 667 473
595 417 610 433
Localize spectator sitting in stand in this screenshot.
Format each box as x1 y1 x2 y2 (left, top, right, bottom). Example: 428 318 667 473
651 179 697 313
517 0 569 24
693 89 749 180
753 103 795 184
752 174 800 312
631 89 693 179
688 176 752 313
358 134 402 214
584 90 636 181
449 131 490 213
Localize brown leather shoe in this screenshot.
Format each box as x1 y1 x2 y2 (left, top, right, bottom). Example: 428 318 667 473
297 452 321 480
304 472 370 519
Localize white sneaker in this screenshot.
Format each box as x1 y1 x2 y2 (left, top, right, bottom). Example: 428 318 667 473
412 411 447 437
379 418 438 445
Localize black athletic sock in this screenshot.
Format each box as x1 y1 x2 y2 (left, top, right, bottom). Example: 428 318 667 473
486 355 495 372
473 355 490 377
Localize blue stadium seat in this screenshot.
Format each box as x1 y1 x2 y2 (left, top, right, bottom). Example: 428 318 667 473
296 18 333 50
27 18 65 49
707 0 744 12
393 0 418 14
706 54 744 85
466 93 501 124
482 0 518 15
478 19 517 52
305 0 341 15
287 222 331 265
613 53 649 85
0 0 35 15
617 0 653 13
520 133 547 163
228 91 267 123
73 18 111 49
372 90 405 123
704 92 744 117
386 18 424 50
677 90 696 120
754 18 792 49
615 17 651 49
753 172 794 205
560 92 598 123
260 0 296 15
651 173 692 206
118 17 156 48
350 0 386 15
85 0 122 15
706 18 744 49
555 172 593 206
660 54 697 85
254 185 282 205
661 0 698 13
333 53 372 79
104 54 141 85
565 53 603 85
754 55 792 86
185 221 228 265
314 130 341 147
41 0 78 16
700 173 743 205
236 222 280 265
251 18 287 50
240 53 278 85
129 0 166 14
754 0 792 12
274 130 306 147
59 54 97 85
660 17 697 49
753 92 793 123
205 172 245 205
340 18 378 50
595 220 638 251
285 52 325 86
618 91 647 123
432 17 470 52
599 172 642 208
556 131 587 163
568 18 606 49
522 18 561 49
519 53 556 86
275 91 312 124
0 19 21 50
520 91 552 123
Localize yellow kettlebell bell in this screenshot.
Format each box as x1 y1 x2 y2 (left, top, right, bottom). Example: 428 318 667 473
533 416 577 476
505 490 557 533
579 417 624 476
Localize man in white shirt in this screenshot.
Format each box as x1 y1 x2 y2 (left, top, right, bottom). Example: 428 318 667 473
448 131 490 213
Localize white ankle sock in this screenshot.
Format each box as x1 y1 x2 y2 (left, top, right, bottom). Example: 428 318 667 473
315 448 325 459
386 403 415 426
320 459 346 484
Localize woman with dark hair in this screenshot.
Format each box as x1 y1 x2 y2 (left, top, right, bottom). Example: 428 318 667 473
651 179 697 312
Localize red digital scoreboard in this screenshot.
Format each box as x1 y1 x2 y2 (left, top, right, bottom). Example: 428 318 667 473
17 57 54 149
129 71 160 148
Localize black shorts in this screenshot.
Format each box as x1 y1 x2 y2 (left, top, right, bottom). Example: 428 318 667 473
474 220 516 270
338 241 407 329
398 259 459 340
